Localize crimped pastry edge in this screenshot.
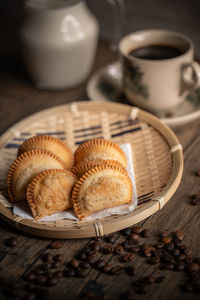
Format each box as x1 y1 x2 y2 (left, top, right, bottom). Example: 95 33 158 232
74 139 127 167
26 168 77 220
7 149 65 203
72 164 133 220
17 135 74 169
72 159 125 177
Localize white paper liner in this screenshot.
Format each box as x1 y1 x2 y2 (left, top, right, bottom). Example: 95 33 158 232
13 143 138 222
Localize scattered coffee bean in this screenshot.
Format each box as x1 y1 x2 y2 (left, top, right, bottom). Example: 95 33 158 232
164 242 174 252
153 249 165 258
42 263 52 271
176 253 185 261
149 256 160 264
171 249 180 257
196 170 200 177
160 230 170 237
190 194 200 205
52 261 62 269
64 268 75 277
135 284 149 294
110 266 121 275
79 262 90 269
54 254 63 262
143 246 156 257
121 227 132 236
132 225 142 234
34 267 44 276
87 254 97 265
106 235 116 244
174 230 184 241
49 241 62 249
162 237 171 244
155 276 165 283
162 254 175 264
35 276 47 285
161 263 174 270
128 233 140 241
95 259 106 270
102 264 112 273
46 276 59 286
114 245 124 255
5 237 18 247
175 262 185 271
41 253 53 263
186 263 200 273
77 251 87 261
102 245 113 254
184 255 193 264
92 241 101 251
69 259 80 269
24 272 36 282
141 229 151 238
156 242 164 249
144 275 155 284
76 268 88 277
126 265 136 276
54 271 63 278
122 253 135 262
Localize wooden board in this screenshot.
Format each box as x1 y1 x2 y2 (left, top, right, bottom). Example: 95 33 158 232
0 101 183 238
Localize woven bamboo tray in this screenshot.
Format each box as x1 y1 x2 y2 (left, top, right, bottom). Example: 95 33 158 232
0 101 183 239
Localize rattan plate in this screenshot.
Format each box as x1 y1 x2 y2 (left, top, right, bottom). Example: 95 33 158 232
0 101 183 238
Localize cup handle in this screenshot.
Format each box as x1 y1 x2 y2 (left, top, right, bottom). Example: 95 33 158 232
181 61 200 95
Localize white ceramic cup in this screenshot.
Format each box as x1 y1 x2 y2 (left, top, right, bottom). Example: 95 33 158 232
119 29 200 113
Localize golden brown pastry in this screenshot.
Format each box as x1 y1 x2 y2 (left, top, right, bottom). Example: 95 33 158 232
17 135 74 170
26 169 77 220
72 164 133 220
74 139 127 168
7 149 65 203
72 159 125 178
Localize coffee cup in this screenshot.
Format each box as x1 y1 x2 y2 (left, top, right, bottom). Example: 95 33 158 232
119 29 200 113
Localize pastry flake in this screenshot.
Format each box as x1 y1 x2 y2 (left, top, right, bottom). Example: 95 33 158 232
72 164 133 220
27 169 77 220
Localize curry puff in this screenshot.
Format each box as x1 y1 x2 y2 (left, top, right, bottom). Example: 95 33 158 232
72 164 133 220
7 149 65 203
27 169 77 220
72 159 124 178
17 135 74 170
74 139 127 168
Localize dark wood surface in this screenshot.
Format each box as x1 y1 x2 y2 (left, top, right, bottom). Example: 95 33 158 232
0 39 199 300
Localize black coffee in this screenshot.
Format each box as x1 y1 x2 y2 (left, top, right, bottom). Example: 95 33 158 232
129 45 183 60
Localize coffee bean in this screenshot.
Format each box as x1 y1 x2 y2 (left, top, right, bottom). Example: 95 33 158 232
121 227 132 236
5 237 18 247
175 262 185 271
34 267 44 276
102 245 113 254
184 256 193 264
164 242 174 252
184 248 192 256
128 233 140 241
106 235 116 244
92 241 101 251
171 249 180 257
79 262 90 269
46 271 54 279
54 254 63 262
126 265 136 276
141 229 151 238
174 240 182 247
95 259 106 269
149 256 160 264
176 253 185 261
153 249 165 258
144 246 156 257
196 170 200 177
145 275 155 284
156 242 164 249
155 276 165 283
49 241 62 249
64 268 75 277
24 272 36 282
186 263 200 273
26 283 37 292
87 254 97 265
54 271 63 278
136 284 149 294
182 281 194 293
69 259 80 269
162 254 175 263
102 264 112 273
46 277 59 286
77 251 87 261
132 225 142 234
41 253 53 263
162 263 174 270
122 253 135 262
35 276 47 285
52 261 62 269
191 194 200 205
114 245 124 255
110 266 121 275
162 237 171 244
76 268 88 277
174 230 184 241
160 230 170 237
42 263 52 271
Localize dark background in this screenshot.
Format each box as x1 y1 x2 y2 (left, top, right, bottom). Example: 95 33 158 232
0 0 200 56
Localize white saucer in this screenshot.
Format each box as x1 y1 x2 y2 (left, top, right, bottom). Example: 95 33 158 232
87 61 200 127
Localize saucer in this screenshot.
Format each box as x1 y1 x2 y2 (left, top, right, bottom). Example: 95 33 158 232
87 61 200 127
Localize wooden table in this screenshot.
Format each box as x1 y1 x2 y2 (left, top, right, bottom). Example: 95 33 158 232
0 40 199 300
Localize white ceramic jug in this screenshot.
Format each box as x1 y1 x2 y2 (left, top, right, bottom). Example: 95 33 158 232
19 0 99 90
